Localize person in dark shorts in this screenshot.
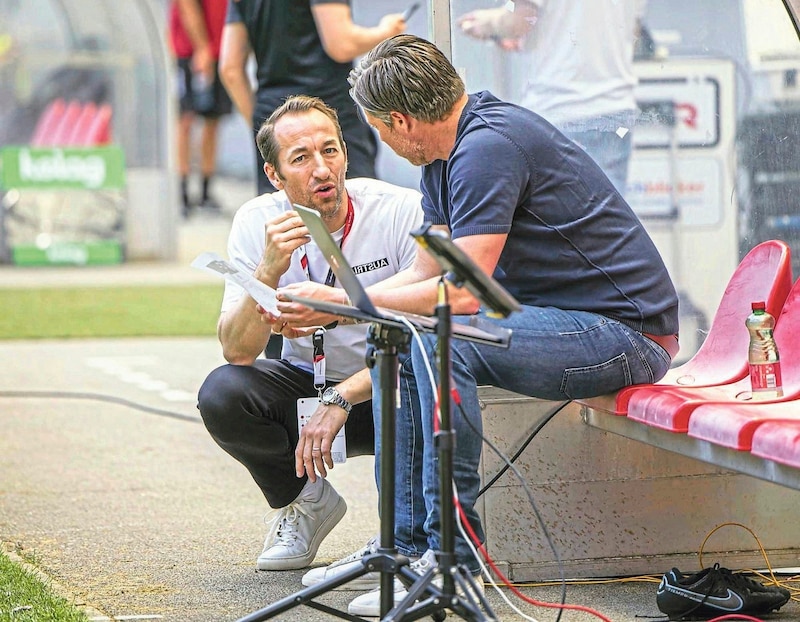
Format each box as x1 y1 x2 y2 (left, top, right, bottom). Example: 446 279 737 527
169 0 232 216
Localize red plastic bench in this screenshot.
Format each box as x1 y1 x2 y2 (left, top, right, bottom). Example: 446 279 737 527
626 274 800 432
688 397 800 450
581 240 793 415
751 419 800 468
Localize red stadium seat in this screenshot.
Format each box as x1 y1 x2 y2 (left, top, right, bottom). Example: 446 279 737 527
626 274 800 432
688 397 800 450
751 419 800 468
64 101 98 145
30 98 66 146
611 240 793 415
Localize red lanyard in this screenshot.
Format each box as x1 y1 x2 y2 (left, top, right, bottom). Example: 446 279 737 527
306 195 354 393
300 195 354 287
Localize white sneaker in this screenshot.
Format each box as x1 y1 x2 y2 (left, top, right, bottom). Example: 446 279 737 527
301 534 382 590
346 550 485 617
256 479 346 571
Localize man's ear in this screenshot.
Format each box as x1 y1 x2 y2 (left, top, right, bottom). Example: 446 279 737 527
390 111 413 133
264 163 283 190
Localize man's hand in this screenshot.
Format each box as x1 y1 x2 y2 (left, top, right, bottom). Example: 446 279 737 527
295 402 348 481
457 6 535 50
191 44 214 80
377 13 409 39
254 211 311 285
275 282 347 330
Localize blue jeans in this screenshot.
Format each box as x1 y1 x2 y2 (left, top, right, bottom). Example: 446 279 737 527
370 352 428 560
379 306 672 573
561 111 636 196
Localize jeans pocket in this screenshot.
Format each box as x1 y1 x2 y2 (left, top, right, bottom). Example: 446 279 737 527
560 353 633 399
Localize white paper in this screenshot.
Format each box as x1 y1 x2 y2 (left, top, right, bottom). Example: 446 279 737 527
191 251 279 315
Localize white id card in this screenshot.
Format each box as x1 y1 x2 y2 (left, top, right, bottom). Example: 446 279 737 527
297 397 347 464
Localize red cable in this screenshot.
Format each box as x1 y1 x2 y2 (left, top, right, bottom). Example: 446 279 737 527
443 384 611 620
453 478 613 622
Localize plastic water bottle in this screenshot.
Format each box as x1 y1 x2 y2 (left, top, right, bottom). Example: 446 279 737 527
746 301 783 400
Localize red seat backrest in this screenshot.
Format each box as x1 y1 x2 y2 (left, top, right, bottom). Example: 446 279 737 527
81 103 112 145
665 239 792 387
30 99 66 146
64 101 98 146
49 100 84 145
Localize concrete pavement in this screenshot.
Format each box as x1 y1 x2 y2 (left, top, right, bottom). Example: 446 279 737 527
1 176 798 621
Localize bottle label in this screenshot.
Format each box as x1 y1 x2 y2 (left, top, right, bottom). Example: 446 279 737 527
749 362 783 399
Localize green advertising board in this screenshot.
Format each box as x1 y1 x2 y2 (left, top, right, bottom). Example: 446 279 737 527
0 146 126 190
0 146 126 266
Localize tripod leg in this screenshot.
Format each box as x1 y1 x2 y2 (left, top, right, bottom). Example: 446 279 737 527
381 565 497 622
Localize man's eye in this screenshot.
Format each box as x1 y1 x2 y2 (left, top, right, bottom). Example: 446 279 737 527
292 155 306 164
324 147 338 155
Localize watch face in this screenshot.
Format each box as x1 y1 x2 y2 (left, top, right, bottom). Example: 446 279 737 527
322 387 335 402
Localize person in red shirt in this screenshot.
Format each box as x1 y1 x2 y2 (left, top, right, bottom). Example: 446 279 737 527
168 0 232 216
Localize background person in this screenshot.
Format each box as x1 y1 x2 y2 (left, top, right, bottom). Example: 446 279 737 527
219 0 408 196
197 95 423 571
168 0 232 216
458 0 645 195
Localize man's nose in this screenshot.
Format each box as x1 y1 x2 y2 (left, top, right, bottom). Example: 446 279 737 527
311 154 331 177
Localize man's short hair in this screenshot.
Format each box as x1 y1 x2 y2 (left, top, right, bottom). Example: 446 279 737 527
256 95 346 171
348 34 465 126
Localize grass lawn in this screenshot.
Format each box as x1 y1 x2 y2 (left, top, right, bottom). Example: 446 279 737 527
0 284 222 617
0 550 88 621
0 284 222 339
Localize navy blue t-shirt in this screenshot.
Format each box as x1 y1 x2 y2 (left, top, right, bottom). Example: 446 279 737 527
421 91 678 336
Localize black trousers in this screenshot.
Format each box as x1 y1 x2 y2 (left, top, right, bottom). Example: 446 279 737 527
197 359 374 508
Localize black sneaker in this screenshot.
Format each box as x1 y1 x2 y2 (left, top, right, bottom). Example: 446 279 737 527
656 563 791 620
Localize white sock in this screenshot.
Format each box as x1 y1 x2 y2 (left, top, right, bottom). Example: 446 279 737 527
297 477 323 503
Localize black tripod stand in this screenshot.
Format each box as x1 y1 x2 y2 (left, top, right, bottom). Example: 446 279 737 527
236 314 497 622
376 279 497 622
235 224 517 622
236 319 418 622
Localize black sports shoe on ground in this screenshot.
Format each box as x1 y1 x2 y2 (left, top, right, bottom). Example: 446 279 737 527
656 563 791 620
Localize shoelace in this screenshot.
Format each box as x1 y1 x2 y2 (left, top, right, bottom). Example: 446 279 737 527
409 553 435 575
330 535 379 568
391 552 436 591
716 566 777 592
264 502 311 548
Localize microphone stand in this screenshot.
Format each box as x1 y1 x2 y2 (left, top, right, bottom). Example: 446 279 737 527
235 320 415 622
376 278 495 622
235 224 515 621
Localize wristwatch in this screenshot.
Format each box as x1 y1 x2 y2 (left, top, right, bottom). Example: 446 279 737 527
321 386 353 415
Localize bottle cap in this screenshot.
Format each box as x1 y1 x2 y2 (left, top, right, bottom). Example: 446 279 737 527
752 301 766 311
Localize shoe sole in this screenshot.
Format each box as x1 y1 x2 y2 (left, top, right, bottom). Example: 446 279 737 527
256 496 347 571
301 569 381 590
347 575 485 617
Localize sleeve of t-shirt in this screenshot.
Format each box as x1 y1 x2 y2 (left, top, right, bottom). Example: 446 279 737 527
444 127 531 240
226 0 242 25
394 191 425 271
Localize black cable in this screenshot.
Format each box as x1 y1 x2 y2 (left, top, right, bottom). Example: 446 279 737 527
458 399 568 622
0 390 201 424
477 400 569 498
